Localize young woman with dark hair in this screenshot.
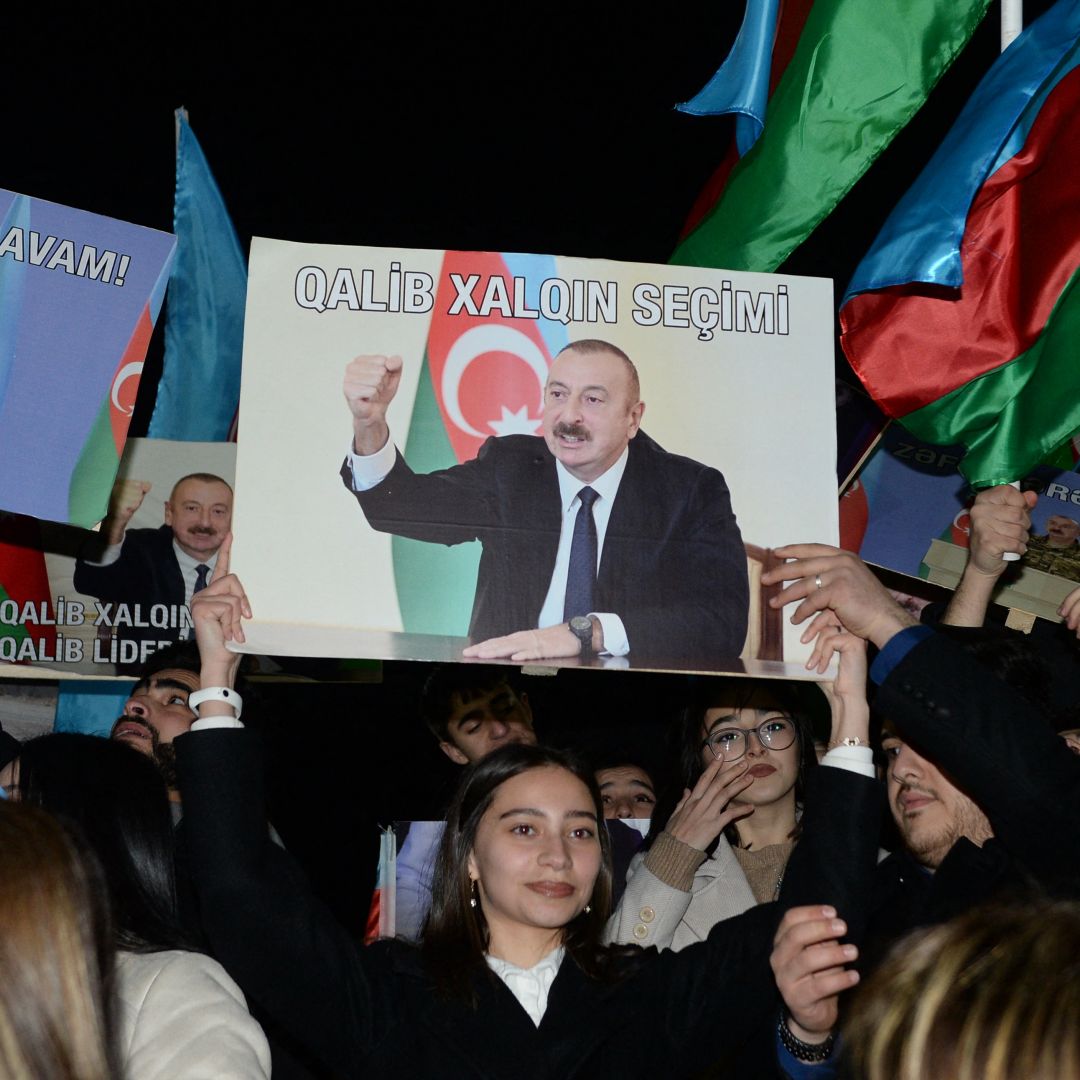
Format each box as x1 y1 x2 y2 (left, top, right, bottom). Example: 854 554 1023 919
0 802 118 1080
607 636 870 951
16 734 191 954
171 561 878 1078
9 734 271 1080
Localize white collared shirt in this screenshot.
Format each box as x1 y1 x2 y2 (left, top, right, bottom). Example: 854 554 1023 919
172 541 219 609
535 450 629 655
485 946 565 1027
346 439 631 655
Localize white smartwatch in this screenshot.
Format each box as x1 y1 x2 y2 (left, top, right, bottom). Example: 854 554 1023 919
188 686 243 719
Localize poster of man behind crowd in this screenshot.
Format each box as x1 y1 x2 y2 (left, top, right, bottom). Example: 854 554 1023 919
842 425 1080 612
229 241 838 677
0 438 235 677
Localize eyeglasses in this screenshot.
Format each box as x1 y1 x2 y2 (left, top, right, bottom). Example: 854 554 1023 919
701 716 797 762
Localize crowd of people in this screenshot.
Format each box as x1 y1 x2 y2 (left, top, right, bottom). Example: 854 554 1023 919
2 484 1080 1078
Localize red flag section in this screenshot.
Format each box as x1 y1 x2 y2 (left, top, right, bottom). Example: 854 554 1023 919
109 303 154 453
0 515 57 656
426 251 554 464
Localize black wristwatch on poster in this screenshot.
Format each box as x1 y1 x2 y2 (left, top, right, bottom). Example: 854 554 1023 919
568 615 595 658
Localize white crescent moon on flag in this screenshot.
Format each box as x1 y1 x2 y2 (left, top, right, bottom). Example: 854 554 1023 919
111 361 144 415
441 325 548 437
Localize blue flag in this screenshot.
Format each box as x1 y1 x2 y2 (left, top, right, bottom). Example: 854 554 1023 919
675 0 781 154
149 109 246 441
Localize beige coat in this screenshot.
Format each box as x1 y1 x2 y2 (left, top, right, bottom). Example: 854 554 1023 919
115 949 271 1079
604 833 757 952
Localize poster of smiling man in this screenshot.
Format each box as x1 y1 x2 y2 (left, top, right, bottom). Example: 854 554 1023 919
232 242 838 677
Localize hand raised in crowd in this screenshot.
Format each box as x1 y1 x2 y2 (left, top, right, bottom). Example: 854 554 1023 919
762 545 917 648
103 478 151 543
663 753 755 852
344 354 403 454
966 484 1037 575
771 906 859 1047
803 611 871 749
190 534 251 689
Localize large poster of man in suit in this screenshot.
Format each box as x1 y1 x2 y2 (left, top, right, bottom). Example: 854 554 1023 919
232 243 838 677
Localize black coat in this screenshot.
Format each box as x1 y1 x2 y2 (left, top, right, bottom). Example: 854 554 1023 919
342 430 749 664
864 631 1080 969
74 524 185 609
73 525 189 670
176 730 878 1079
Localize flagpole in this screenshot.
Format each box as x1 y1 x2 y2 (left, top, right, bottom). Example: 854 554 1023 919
1001 0 1024 557
993 0 1029 566
1001 0 1023 52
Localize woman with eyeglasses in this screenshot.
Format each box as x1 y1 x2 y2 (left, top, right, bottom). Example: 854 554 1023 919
606 630 870 951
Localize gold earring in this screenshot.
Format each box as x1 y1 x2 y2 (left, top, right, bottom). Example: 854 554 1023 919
470 879 478 909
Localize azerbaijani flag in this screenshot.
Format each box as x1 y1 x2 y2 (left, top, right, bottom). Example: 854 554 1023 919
363 826 397 945
670 0 991 273
677 0 813 238
840 0 1080 488
0 190 175 527
391 251 567 635
149 109 247 443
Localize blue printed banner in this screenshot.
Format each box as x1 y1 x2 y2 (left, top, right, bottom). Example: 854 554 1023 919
0 189 175 527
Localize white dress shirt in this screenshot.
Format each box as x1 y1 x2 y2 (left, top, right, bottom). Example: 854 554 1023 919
485 946 565 1027
346 439 631 655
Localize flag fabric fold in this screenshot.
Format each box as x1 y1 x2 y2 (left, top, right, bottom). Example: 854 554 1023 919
678 0 814 239
670 0 991 273
675 0 781 155
843 0 1080 299
148 109 247 442
841 0 1080 488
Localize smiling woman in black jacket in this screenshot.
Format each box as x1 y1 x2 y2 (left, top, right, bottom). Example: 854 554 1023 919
172 555 876 1079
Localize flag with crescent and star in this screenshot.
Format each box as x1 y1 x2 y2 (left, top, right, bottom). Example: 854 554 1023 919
393 251 569 634
0 189 175 528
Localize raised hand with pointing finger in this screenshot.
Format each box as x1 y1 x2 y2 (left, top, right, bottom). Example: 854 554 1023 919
190 534 252 707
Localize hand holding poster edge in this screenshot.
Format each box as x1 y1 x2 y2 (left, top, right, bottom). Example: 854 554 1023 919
762 544 918 651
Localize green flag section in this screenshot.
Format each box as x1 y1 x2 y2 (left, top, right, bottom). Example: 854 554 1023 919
900 267 1080 489
0 581 30 646
391 356 481 635
67 396 118 527
670 0 990 273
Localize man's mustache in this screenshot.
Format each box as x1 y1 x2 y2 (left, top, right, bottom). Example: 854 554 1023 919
112 716 158 746
186 525 219 536
552 422 590 441
896 779 936 801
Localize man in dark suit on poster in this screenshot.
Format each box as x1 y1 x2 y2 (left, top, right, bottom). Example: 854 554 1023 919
341 339 748 666
74 473 233 668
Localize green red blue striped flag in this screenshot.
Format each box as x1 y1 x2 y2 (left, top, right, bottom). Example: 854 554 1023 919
840 0 1080 487
671 0 991 273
